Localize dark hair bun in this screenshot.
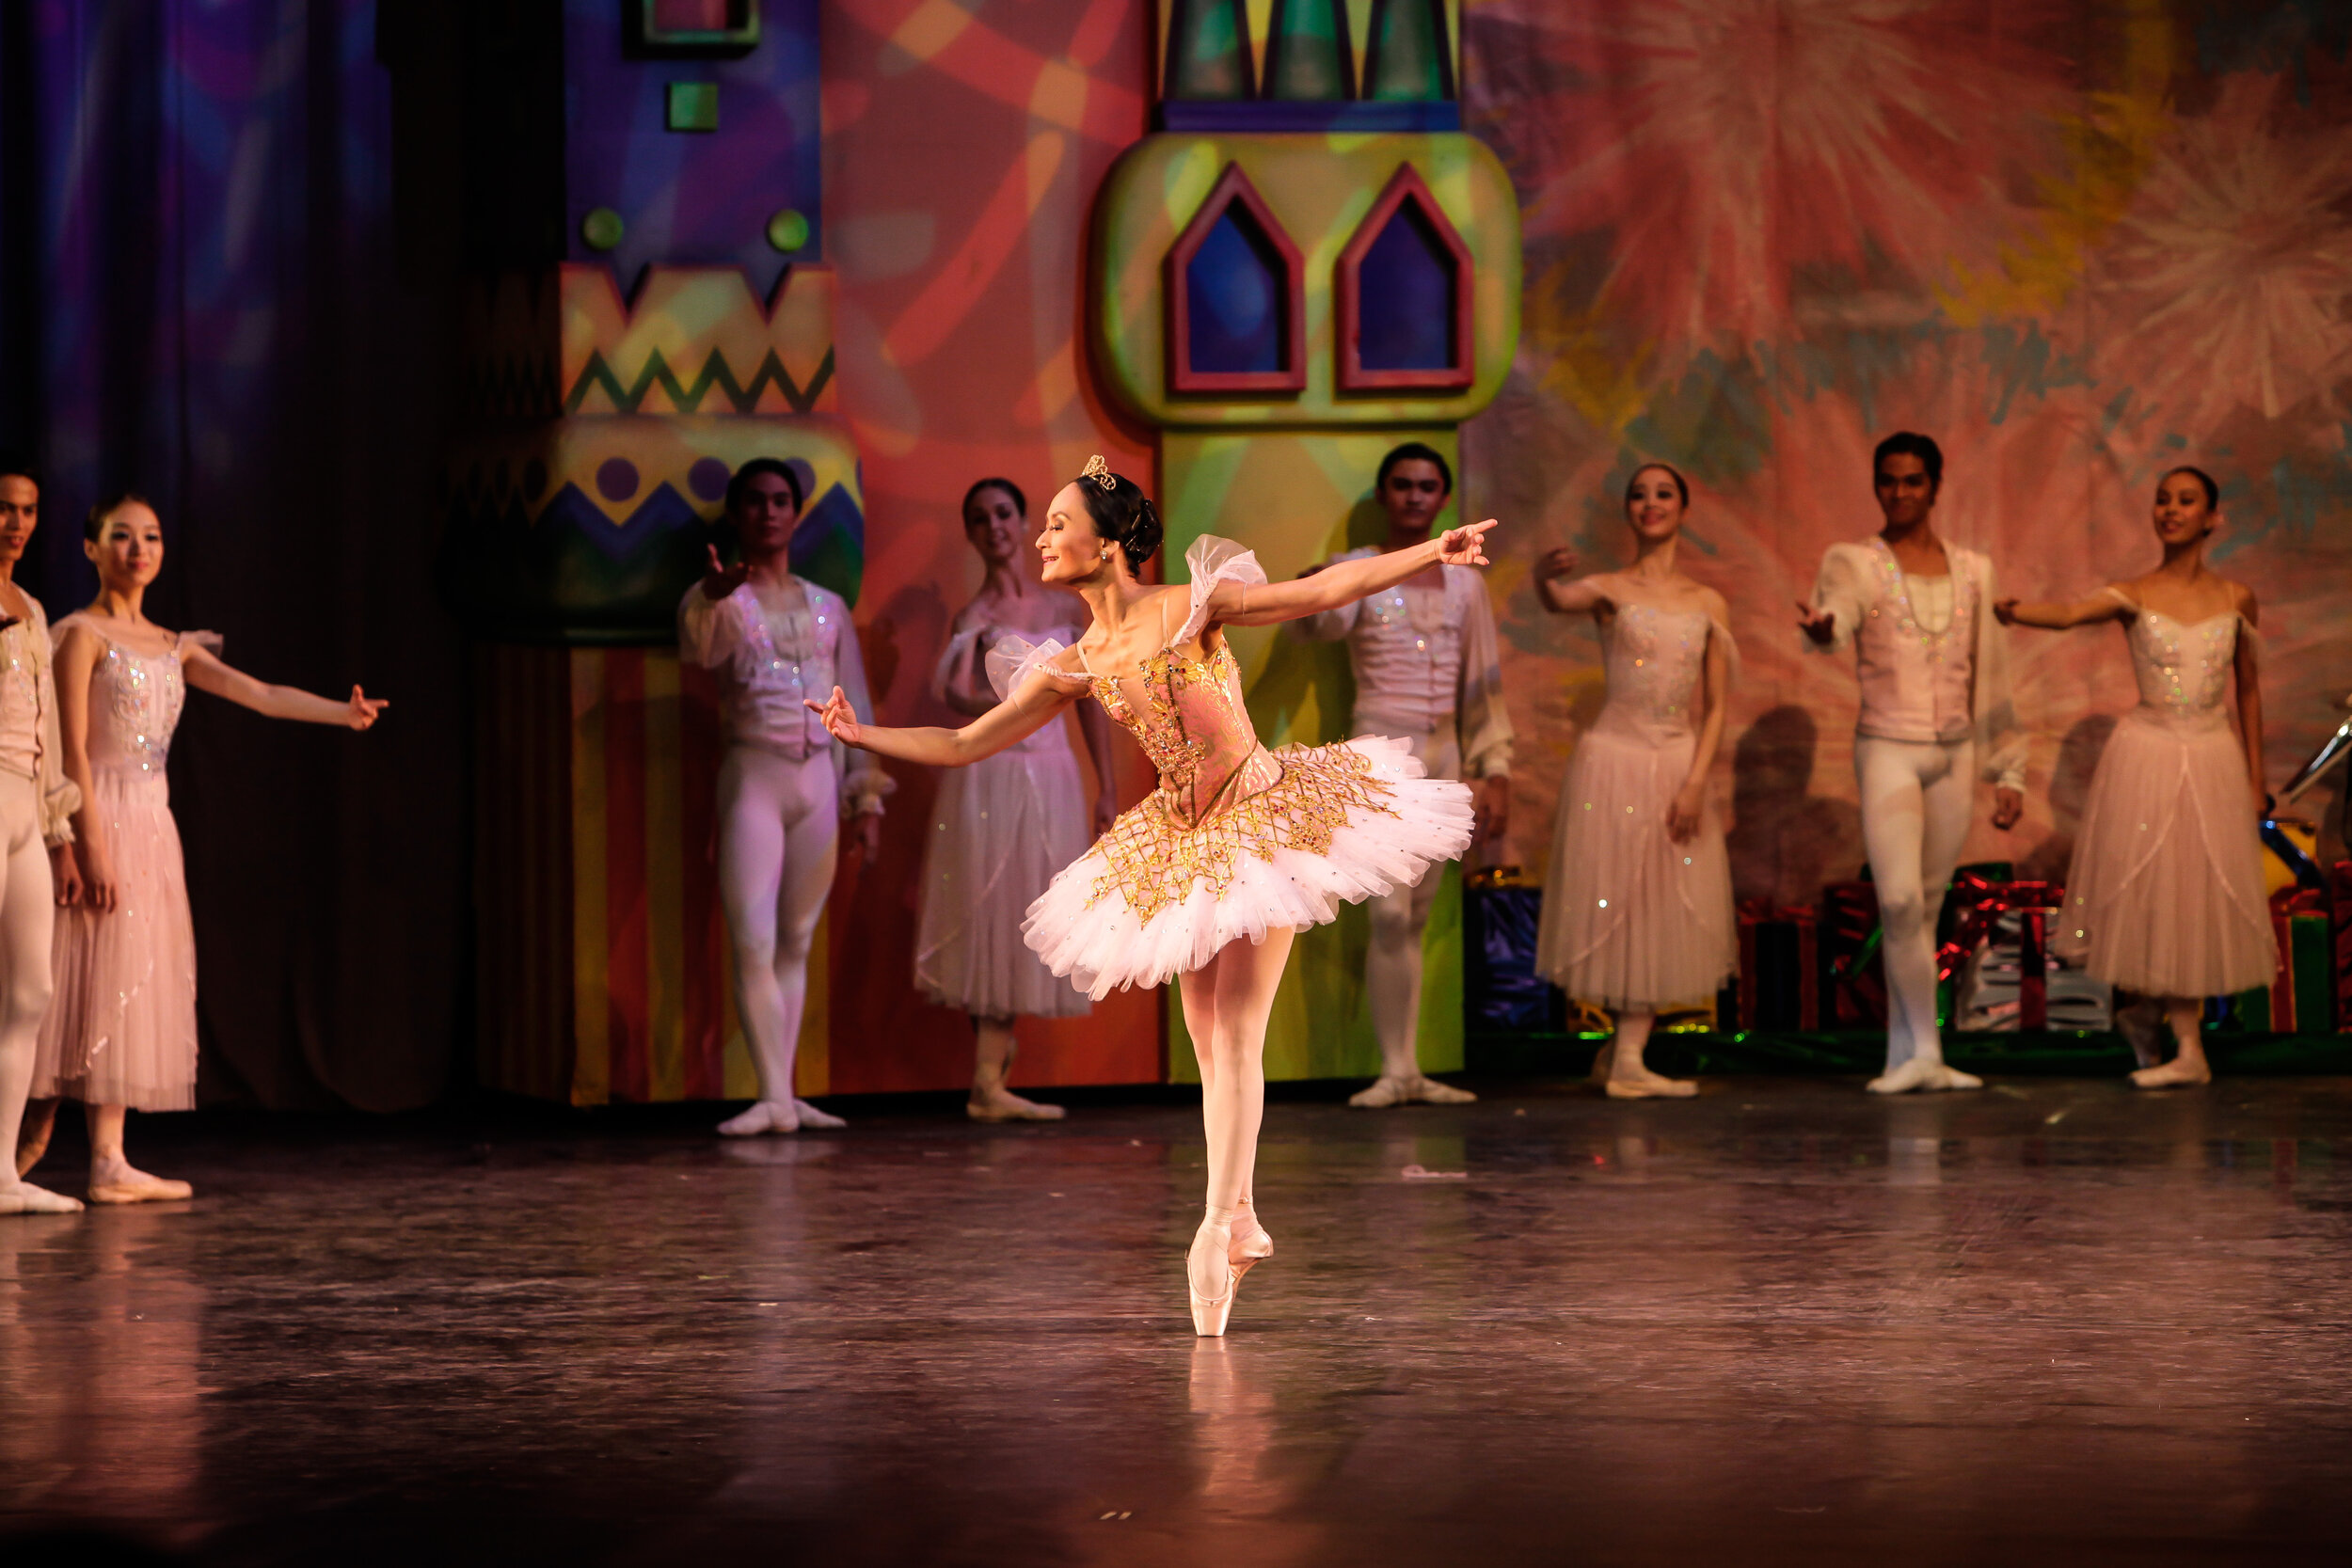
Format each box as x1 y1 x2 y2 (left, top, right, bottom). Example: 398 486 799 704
1076 467 1162 570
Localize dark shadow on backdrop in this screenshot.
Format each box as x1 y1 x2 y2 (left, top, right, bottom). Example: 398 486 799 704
1727 705 1863 908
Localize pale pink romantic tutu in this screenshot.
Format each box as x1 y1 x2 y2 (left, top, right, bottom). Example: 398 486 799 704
2054 607 2275 999
34 625 212 1111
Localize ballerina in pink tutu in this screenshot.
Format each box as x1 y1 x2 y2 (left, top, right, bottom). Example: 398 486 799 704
809 457 1491 1335
1994 467 2273 1088
17 495 386 1202
1531 463 1738 1098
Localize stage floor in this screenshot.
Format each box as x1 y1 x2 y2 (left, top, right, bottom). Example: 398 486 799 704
7 1077 2352 1565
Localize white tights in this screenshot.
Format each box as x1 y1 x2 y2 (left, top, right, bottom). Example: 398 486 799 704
0 773 67 1212
1365 729 1456 1080
1854 736 1976 1073
717 748 838 1107
1176 928 1295 1212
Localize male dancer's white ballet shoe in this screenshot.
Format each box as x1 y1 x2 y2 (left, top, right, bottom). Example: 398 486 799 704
1409 1076 1477 1105
1605 1069 1697 1100
1867 1056 1945 1095
87 1158 194 1206
1229 1199 1274 1291
2130 1057 2212 1089
0 1179 84 1214
718 1100 800 1136
792 1098 846 1129
1931 1064 1983 1091
1188 1206 1238 1337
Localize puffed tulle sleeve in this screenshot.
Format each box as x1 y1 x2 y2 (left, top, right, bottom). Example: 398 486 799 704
985 635 1092 703
177 630 224 657
1172 534 1268 650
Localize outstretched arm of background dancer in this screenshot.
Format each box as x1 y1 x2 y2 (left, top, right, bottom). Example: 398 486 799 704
184 645 386 729
807 665 1078 768
1208 520 1498 628
1533 546 1614 615
2232 583 2265 816
1668 605 1734 843
1992 589 2132 630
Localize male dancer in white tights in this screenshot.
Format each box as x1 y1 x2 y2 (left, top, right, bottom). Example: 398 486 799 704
0 463 84 1212
1294 443 1513 1108
1798 433 2024 1094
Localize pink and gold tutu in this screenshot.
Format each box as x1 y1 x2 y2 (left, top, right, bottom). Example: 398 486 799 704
1001 538 1475 999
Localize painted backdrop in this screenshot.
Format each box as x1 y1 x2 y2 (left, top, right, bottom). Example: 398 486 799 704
1460 1 2352 909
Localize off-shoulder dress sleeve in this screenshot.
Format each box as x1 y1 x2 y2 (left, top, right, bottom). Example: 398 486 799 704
984 635 1092 703
1171 534 1268 649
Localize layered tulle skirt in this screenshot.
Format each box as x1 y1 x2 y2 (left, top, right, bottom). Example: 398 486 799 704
2056 708 2275 997
1535 723 1736 1009
915 733 1093 1019
1023 734 1473 998
34 768 199 1111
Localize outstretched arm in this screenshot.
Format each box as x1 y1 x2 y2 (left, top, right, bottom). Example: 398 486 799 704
1993 588 2132 630
1533 547 1616 616
184 645 387 728
1206 520 1497 629
807 665 1079 768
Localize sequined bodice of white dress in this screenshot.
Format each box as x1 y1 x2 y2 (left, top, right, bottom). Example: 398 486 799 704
1588 601 1711 746
87 637 192 777
2124 609 2237 734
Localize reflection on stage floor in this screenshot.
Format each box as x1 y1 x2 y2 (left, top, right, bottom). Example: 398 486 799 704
5 1078 2352 1565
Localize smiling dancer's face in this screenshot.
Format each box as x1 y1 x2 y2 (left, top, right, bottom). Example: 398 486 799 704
87 499 165 591
1624 466 1686 541
0 476 34 569
2152 471 2217 548
1035 482 1110 586
1873 453 1937 529
963 483 1025 570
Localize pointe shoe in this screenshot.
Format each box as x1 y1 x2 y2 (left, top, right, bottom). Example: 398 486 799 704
966 1088 1067 1122
1229 1202 1274 1290
1409 1076 1477 1105
0 1179 85 1214
718 1100 800 1136
1866 1056 1944 1095
1605 1070 1697 1100
1188 1208 1237 1337
2131 1058 2213 1089
1347 1075 1414 1109
792 1098 847 1130
1932 1064 1983 1091
87 1160 194 1206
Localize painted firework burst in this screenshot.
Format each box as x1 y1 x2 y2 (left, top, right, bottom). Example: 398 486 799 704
1473 0 2073 364
2090 71 2352 430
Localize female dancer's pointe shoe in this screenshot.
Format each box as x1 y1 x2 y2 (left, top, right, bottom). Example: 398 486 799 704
2131 1057 2212 1089
1347 1075 1414 1108
966 1087 1067 1122
0 1180 84 1215
1932 1064 1984 1091
1605 1069 1696 1100
718 1100 801 1136
1409 1076 1477 1105
1188 1208 1237 1337
792 1098 847 1130
87 1159 193 1206
1866 1056 1944 1095
1229 1202 1274 1290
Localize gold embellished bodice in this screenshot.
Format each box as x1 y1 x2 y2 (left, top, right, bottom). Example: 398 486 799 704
2126 610 2237 734
1089 643 1281 829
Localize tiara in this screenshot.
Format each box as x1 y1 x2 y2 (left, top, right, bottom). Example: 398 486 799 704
1080 453 1118 492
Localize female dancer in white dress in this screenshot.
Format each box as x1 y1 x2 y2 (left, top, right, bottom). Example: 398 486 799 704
810 458 1490 1334
1994 467 2273 1087
0 463 84 1216
18 494 386 1203
681 459 892 1136
918 478 1116 1120
1531 464 1737 1098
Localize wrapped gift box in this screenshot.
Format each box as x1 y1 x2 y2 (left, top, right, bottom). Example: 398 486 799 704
1955 907 2113 1032
1466 868 1555 1032
1819 881 1885 1029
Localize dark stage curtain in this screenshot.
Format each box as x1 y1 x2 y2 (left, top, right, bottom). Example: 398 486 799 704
0 0 466 1111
